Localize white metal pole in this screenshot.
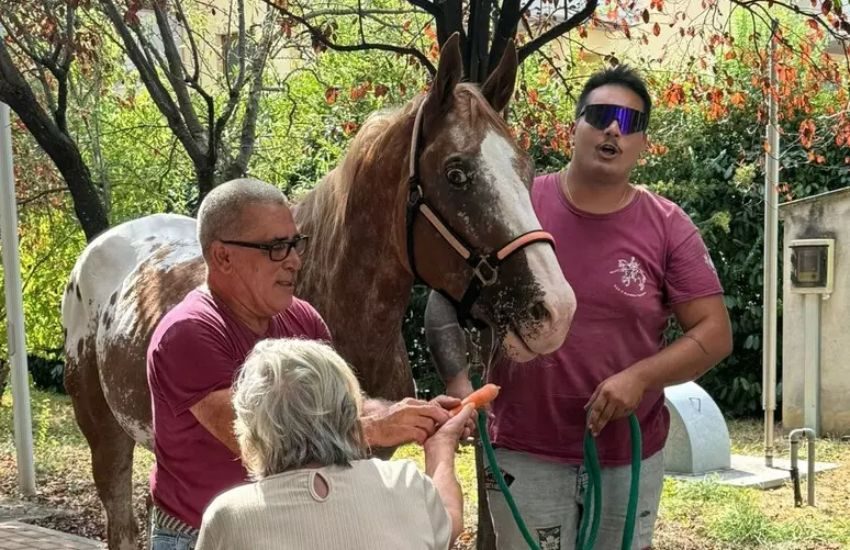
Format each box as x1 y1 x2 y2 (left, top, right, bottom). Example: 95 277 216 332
0 101 37 496
762 20 780 468
803 294 821 435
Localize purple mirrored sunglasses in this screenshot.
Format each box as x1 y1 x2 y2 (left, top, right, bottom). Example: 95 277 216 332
579 104 649 135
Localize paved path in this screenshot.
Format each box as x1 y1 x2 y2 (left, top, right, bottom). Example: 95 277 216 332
0 521 105 549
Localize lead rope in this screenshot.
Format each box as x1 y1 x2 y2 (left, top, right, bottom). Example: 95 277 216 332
464 327 642 550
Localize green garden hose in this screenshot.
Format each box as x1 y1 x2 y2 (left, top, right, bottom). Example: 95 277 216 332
472 374 642 550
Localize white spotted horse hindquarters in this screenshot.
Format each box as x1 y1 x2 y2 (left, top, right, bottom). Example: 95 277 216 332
64 268 140 550
62 216 199 550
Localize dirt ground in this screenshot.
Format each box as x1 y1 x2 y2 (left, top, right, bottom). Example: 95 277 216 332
2 397 849 549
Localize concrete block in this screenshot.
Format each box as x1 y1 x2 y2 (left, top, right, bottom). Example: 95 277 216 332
663 381 731 474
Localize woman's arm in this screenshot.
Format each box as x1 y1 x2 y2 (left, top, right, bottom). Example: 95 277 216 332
424 405 475 545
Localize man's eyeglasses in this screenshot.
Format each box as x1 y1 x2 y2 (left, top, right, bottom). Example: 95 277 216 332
579 104 648 135
220 234 309 261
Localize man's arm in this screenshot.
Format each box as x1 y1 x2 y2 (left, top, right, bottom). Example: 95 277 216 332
361 397 454 447
638 295 734 389
587 295 733 435
190 389 240 456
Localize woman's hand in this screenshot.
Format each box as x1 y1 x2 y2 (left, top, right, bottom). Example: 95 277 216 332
424 404 476 456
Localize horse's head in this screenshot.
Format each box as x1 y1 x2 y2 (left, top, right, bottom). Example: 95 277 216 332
407 34 575 362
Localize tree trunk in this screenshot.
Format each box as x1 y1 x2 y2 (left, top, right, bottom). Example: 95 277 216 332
0 46 109 242
196 163 217 209
47 136 111 241
4 114 108 242
465 0 492 83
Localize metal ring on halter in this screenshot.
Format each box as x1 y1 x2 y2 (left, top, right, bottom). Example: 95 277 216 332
408 184 423 207
472 257 499 286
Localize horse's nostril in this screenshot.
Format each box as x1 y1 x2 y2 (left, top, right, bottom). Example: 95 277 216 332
528 300 550 323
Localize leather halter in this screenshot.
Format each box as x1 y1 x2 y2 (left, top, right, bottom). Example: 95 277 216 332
405 99 555 325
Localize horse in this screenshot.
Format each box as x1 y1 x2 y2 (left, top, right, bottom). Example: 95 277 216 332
60 34 575 549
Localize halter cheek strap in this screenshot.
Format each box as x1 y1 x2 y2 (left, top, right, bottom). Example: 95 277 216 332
405 100 556 325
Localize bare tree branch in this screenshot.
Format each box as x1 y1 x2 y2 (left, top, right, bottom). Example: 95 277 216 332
405 0 440 18
0 40 109 240
153 0 206 143
16 187 68 207
97 0 205 168
302 7 420 18
0 12 59 111
172 0 203 84
730 0 850 41
262 0 437 75
439 0 464 45
518 0 599 64
222 5 280 180
490 0 521 74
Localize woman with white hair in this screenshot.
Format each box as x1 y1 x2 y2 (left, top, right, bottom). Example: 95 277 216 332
196 338 475 550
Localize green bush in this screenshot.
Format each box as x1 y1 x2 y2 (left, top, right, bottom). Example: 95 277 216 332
6 14 848 424
27 353 66 394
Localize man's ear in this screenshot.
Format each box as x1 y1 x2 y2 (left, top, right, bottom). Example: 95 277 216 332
209 242 233 275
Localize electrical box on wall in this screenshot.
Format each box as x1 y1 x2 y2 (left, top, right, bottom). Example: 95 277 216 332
790 239 835 296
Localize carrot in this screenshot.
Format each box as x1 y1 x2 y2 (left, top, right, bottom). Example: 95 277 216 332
450 384 501 416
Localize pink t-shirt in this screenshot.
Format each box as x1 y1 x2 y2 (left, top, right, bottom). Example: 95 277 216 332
489 173 723 466
147 289 331 528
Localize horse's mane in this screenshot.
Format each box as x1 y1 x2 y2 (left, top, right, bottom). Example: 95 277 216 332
295 84 510 285
295 96 422 254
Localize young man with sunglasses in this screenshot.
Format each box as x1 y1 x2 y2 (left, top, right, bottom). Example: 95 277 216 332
432 65 732 549
146 178 465 549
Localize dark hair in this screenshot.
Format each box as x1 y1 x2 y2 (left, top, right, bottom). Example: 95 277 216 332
575 65 652 122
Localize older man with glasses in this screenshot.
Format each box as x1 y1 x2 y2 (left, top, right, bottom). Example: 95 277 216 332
146 178 462 550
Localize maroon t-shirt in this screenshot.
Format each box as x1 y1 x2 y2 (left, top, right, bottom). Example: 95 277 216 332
489 173 723 466
147 289 331 528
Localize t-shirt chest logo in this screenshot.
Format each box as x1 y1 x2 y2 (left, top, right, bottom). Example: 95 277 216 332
610 256 648 297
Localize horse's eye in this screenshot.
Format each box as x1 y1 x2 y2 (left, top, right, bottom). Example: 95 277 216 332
446 167 469 187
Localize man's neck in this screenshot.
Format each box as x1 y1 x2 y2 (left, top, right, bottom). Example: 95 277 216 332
204 281 270 336
561 164 634 215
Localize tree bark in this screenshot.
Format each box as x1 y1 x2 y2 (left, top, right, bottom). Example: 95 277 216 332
0 44 109 242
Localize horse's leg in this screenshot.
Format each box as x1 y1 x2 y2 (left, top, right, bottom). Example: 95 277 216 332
66 350 138 550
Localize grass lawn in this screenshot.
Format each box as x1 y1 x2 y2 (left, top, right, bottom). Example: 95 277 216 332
2 388 850 548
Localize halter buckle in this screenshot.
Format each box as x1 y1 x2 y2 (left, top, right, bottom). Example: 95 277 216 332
472 257 498 286
408 184 423 207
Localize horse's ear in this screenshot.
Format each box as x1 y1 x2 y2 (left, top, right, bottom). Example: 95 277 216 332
428 32 463 111
481 40 518 113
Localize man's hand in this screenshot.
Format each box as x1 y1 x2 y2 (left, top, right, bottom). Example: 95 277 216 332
430 395 476 440
585 368 647 437
362 397 450 447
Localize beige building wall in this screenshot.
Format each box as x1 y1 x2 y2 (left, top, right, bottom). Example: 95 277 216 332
540 0 730 70
201 0 296 83
779 188 850 436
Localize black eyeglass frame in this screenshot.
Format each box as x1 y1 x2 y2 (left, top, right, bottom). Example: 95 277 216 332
219 234 309 261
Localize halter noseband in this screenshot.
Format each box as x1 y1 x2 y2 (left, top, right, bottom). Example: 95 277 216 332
405 99 555 325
